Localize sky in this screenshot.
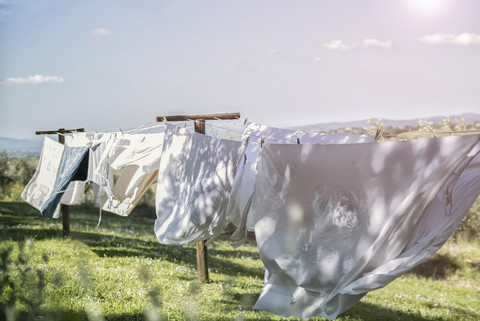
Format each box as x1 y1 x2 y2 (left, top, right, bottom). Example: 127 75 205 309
1 0 479 139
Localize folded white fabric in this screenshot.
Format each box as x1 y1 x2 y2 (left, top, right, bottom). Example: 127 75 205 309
21 137 64 211
228 121 376 246
154 123 245 245
251 134 480 320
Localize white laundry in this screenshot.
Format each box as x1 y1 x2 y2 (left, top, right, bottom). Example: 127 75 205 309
228 121 376 246
339 145 480 296
110 132 165 195
102 167 158 216
60 181 86 205
97 132 164 216
251 134 480 320
49 181 87 219
94 132 133 200
154 123 245 245
21 137 64 211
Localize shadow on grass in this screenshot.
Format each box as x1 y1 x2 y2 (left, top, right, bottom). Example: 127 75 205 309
408 254 461 279
1 202 264 279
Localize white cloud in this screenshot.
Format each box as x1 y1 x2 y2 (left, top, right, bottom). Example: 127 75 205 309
419 33 480 45
1 74 64 85
91 28 111 39
323 40 356 51
362 38 393 49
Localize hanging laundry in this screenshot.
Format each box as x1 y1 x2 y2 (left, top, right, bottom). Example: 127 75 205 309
228 121 376 247
154 123 245 245
93 133 134 201
50 181 87 219
251 134 480 320
99 132 164 216
22 137 64 213
109 132 164 195
340 146 480 297
22 136 89 219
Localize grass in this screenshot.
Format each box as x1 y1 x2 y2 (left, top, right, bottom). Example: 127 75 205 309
1 201 479 320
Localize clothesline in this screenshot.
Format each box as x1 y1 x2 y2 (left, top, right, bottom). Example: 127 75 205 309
22 118 480 320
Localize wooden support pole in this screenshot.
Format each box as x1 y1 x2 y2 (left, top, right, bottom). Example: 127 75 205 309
156 113 240 283
156 112 240 123
193 119 208 282
57 129 70 238
35 127 85 238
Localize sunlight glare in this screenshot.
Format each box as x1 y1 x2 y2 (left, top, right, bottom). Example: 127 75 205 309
404 0 451 18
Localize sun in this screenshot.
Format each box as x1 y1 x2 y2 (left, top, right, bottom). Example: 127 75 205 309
404 0 452 18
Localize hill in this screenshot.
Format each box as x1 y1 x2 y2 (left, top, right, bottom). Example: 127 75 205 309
297 112 480 132
0 137 42 156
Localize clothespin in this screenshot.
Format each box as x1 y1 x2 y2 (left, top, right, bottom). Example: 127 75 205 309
297 137 300 144
244 117 248 126
260 137 265 148
244 154 247 165
374 128 381 142
119 128 124 135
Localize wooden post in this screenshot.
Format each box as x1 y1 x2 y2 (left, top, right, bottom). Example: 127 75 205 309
35 128 85 238
193 119 209 282
57 128 70 238
156 113 240 283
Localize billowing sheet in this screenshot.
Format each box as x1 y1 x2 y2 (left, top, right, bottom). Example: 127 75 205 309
252 134 480 320
154 123 245 245
228 121 376 246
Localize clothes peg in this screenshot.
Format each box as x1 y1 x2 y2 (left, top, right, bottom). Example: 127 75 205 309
261 137 265 148
297 137 300 144
244 154 247 165
244 117 248 126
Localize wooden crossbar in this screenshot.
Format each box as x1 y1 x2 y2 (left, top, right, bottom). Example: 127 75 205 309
156 112 240 122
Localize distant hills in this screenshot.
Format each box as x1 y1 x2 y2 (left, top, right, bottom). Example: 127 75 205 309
297 112 480 132
0 137 42 157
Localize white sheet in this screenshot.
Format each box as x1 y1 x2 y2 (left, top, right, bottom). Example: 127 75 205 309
228 121 376 246
21 137 64 211
251 134 480 320
154 123 245 245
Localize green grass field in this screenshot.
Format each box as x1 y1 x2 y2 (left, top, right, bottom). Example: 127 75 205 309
1 201 479 321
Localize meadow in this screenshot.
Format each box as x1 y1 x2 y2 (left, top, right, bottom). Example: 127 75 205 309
1 201 479 321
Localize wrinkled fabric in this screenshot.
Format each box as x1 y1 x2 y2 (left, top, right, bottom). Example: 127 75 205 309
39 145 89 218
228 122 376 246
251 134 480 320
94 133 133 200
102 168 158 216
340 145 480 296
110 132 164 195
154 123 245 245
21 137 64 212
60 181 86 205
99 132 164 216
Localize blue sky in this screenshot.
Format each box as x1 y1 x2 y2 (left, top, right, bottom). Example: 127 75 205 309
1 0 479 138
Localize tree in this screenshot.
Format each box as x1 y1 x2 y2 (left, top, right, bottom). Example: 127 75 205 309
0 150 13 195
12 156 35 186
